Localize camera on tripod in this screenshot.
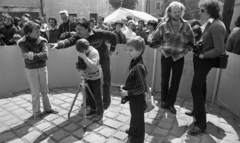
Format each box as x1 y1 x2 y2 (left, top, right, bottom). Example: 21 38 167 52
186 41 203 55
76 56 87 71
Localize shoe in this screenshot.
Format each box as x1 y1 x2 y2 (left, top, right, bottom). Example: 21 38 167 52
33 114 41 120
185 111 194 116
93 115 103 121
45 109 59 114
188 126 205 135
103 105 110 110
161 102 167 109
86 110 97 117
168 106 177 114
125 129 129 134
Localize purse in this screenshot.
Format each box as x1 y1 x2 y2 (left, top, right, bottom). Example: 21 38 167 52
212 54 229 69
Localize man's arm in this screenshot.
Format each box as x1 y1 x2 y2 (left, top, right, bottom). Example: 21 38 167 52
51 34 80 50
149 26 163 48
102 30 117 52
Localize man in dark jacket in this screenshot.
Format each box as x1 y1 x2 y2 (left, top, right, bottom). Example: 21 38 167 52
59 10 75 40
51 20 117 110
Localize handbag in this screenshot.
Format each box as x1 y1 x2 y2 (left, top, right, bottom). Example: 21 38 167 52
212 54 229 69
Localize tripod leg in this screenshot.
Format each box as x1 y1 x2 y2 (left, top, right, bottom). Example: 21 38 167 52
68 84 82 118
82 80 87 131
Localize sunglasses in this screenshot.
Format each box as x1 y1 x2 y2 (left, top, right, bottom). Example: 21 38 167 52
201 9 205 13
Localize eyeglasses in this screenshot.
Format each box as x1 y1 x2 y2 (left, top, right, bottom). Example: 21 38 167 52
201 9 205 13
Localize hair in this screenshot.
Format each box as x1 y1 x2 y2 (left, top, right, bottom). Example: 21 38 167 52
115 20 123 27
126 36 147 74
192 25 202 42
190 19 201 27
76 20 91 31
98 16 104 21
23 21 40 35
34 19 41 26
138 20 145 27
198 0 221 19
4 15 14 24
48 17 58 25
163 1 186 20
127 20 135 27
76 39 90 53
147 20 158 30
13 17 21 26
126 15 133 21
235 15 240 27
23 13 31 20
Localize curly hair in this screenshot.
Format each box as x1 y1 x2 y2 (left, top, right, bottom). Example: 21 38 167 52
147 20 158 30
198 0 221 19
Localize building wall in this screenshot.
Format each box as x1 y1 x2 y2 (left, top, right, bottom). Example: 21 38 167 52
44 0 110 24
230 0 240 30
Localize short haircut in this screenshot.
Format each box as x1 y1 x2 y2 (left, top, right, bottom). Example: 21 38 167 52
23 21 40 35
198 0 221 19
126 15 133 21
192 25 202 41
76 39 90 53
23 13 31 20
14 17 21 26
115 20 123 27
147 20 158 30
127 20 135 27
89 18 96 23
138 20 145 27
48 17 57 25
76 20 91 31
126 36 146 54
59 10 69 16
190 19 201 27
235 15 240 27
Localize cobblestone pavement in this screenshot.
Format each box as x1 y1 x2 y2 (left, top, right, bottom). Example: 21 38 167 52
0 86 240 143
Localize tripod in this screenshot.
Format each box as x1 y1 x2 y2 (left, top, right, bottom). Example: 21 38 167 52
68 79 94 131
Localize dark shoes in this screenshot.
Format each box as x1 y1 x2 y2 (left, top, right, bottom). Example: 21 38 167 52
93 115 103 121
185 111 194 116
168 106 177 114
103 105 110 110
188 126 205 135
161 102 167 109
86 110 97 117
45 109 59 114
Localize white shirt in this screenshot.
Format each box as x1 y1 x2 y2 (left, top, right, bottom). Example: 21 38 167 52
123 29 136 41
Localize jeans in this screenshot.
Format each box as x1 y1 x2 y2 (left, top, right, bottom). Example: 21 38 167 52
25 66 53 115
86 78 103 115
128 94 145 143
191 56 216 130
100 56 111 108
161 56 184 107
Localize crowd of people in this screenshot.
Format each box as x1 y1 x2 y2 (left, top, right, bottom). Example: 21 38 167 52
1 0 240 142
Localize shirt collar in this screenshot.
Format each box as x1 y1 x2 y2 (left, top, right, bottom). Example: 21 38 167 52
208 18 214 23
89 30 94 36
50 25 59 30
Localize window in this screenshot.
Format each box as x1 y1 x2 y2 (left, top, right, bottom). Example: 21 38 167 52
155 1 163 11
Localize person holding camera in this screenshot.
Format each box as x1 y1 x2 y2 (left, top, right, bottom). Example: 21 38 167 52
149 1 194 114
187 0 227 135
59 10 75 40
76 39 103 121
51 20 117 110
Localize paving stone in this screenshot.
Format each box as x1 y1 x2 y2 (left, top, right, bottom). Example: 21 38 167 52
154 127 169 136
72 128 88 139
145 124 155 134
202 134 220 143
40 137 56 143
161 117 175 124
36 122 53 131
105 111 118 119
5 138 25 143
4 118 20 126
103 119 124 129
19 112 32 120
0 110 9 117
44 126 59 136
145 118 159 126
119 124 130 132
15 125 33 136
145 135 164 143
148 111 162 119
59 135 79 143
0 114 14 122
60 103 71 108
111 99 121 106
0 131 16 142
63 123 79 132
83 133 106 143
119 109 131 116
113 131 128 141
108 106 122 112
158 122 172 129
11 108 27 116
170 125 187 137
0 125 10 134
6 105 19 111
105 138 122 143
115 114 130 122
182 134 201 143
87 122 103 132
52 117 70 127
69 115 82 123
23 130 43 143
98 127 116 137
50 130 70 141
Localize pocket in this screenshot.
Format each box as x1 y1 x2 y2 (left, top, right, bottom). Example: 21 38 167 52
180 32 189 42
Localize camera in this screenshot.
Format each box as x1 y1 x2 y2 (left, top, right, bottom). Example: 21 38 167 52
76 56 87 70
186 41 203 55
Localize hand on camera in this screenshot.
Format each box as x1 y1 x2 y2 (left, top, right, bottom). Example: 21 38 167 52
78 52 86 59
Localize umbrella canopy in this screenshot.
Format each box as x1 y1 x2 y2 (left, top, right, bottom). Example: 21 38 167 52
104 7 158 23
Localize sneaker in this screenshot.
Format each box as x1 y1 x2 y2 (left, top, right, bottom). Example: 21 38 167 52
86 110 97 117
93 115 103 121
33 114 41 120
45 109 59 114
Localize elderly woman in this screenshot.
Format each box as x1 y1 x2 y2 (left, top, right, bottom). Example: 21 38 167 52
187 0 227 135
113 20 126 44
146 20 158 45
226 15 240 55
123 20 136 41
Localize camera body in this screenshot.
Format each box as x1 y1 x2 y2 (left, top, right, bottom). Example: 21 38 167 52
76 56 87 70
187 41 203 55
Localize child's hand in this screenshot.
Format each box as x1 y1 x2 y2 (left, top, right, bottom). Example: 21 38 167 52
120 90 128 97
28 52 34 60
78 52 86 59
78 70 86 79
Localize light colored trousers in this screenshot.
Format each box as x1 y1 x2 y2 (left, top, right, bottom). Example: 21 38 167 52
25 66 52 115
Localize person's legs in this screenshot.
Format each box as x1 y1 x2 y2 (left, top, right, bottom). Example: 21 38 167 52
86 80 97 116
100 56 111 109
25 68 41 117
161 56 172 104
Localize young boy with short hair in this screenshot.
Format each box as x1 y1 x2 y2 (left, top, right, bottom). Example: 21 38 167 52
18 21 58 119
76 39 103 121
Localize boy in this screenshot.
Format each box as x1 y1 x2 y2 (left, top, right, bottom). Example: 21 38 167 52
76 39 103 121
18 21 58 119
